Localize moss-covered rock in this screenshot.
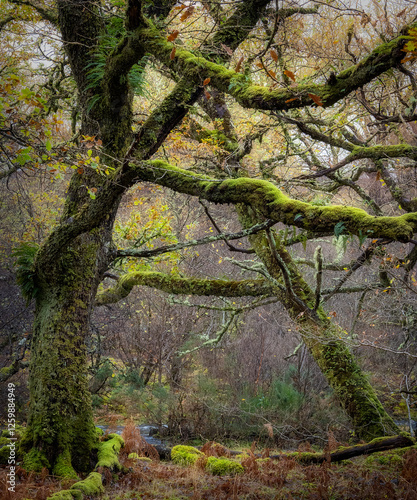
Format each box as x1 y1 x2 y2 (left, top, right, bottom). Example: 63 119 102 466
206 456 244 475
48 472 104 500
71 472 104 496
48 490 78 500
96 433 124 471
171 445 205 466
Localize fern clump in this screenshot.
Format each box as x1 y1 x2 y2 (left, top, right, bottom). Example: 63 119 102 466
12 242 40 303
85 16 148 113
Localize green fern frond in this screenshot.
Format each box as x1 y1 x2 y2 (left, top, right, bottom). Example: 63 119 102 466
12 243 40 303
85 22 149 112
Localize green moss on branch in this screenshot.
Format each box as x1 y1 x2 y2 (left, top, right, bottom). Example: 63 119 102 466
139 23 416 110
96 271 277 305
133 160 417 242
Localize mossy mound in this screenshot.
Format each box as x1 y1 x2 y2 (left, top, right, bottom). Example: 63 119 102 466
128 452 152 462
206 456 244 476
48 472 104 499
48 491 78 500
71 472 104 496
171 445 205 466
96 433 125 471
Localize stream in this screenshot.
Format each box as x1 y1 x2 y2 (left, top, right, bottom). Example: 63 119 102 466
96 424 167 447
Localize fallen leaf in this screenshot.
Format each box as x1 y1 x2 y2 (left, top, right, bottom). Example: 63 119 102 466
235 56 244 72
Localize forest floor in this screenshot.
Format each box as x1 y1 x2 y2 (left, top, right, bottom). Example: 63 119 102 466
1 439 417 500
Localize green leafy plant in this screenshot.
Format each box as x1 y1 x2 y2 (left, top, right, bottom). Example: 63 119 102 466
85 19 149 112
12 242 40 303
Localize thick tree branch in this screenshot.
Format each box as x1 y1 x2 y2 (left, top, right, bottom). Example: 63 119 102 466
95 272 277 306
132 159 417 242
140 23 416 111
0 359 28 382
7 0 57 24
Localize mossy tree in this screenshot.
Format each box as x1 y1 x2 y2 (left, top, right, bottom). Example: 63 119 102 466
1 0 417 474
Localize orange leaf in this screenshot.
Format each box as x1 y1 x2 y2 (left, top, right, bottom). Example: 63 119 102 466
308 93 323 106
170 47 176 60
401 55 416 63
285 97 298 104
90 187 97 193
255 62 264 69
180 6 195 21
376 171 381 180
203 77 211 86
167 30 179 42
77 168 84 174
204 89 211 100
268 70 276 79
283 70 296 82
270 49 279 62
235 56 244 72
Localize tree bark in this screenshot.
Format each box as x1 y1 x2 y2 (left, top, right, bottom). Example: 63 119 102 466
21 225 116 475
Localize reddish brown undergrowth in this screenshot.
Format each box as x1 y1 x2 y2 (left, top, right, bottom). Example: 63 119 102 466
2 428 417 499
120 419 160 461
0 466 75 500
